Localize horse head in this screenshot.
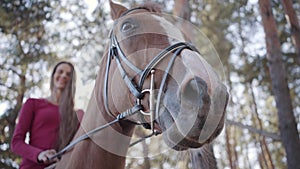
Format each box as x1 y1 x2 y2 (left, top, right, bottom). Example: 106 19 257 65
106 0 229 151
54 1 229 168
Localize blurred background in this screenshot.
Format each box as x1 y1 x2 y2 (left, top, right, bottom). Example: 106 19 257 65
0 0 299 168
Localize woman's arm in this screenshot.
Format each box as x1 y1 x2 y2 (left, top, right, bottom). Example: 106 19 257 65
11 99 43 163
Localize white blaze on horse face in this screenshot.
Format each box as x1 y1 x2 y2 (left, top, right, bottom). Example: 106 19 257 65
180 49 219 95
152 15 185 44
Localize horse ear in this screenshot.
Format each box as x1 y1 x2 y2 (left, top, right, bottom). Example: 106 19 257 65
109 0 128 20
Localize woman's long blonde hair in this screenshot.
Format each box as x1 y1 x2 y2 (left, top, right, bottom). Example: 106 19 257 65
50 61 79 151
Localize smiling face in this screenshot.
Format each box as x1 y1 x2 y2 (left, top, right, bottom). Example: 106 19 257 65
51 63 73 92
54 64 72 90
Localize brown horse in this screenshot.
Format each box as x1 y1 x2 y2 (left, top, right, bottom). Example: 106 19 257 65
54 1 228 168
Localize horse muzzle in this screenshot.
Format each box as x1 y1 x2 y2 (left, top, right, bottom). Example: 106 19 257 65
157 76 227 150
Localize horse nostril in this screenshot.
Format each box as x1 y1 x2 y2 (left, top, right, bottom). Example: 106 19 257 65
181 77 208 105
182 79 199 101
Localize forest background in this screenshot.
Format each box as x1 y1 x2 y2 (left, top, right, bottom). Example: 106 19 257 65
0 0 299 169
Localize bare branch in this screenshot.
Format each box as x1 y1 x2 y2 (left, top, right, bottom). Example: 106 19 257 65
0 64 23 77
226 119 281 141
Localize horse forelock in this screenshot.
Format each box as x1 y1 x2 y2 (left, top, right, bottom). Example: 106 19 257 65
139 2 162 13
120 2 162 17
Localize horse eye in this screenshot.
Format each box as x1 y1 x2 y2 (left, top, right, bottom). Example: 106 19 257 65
121 22 135 32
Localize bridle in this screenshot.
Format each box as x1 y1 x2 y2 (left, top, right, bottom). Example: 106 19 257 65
104 32 196 128
49 7 199 161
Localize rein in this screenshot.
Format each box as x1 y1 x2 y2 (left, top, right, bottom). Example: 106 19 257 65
49 104 143 160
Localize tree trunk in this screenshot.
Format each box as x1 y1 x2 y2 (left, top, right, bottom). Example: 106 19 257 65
141 140 150 169
8 73 26 139
280 0 300 64
173 0 194 41
173 0 190 20
225 126 236 169
133 128 151 169
258 0 300 168
249 82 275 169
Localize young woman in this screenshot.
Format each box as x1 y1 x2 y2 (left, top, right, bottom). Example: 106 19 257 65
11 61 84 169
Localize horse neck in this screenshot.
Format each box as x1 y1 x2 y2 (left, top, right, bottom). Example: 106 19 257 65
56 53 136 169
71 126 134 167
56 95 135 169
